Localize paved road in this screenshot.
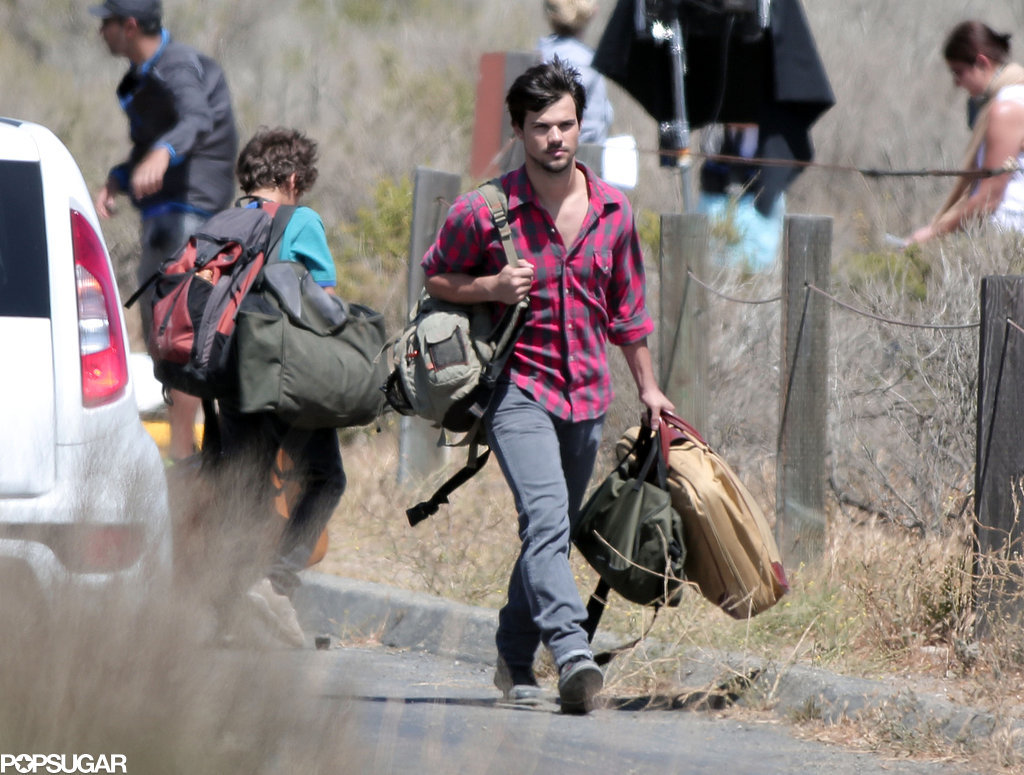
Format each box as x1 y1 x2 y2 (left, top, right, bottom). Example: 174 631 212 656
274 645 974 775
3 573 987 775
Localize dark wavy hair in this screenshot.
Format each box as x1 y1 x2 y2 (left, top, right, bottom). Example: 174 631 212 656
505 57 586 129
236 127 319 197
944 20 1012 66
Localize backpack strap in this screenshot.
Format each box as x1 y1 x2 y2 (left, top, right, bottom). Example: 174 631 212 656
124 272 158 309
478 180 519 269
406 438 490 527
476 180 529 389
262 203 298 264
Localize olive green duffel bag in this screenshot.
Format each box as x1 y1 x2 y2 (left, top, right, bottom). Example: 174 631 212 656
234 260 388 429
575 422 686 610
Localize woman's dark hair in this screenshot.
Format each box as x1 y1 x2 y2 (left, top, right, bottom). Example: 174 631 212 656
505 57 586 129
236 127 319 196
944 20 1012 66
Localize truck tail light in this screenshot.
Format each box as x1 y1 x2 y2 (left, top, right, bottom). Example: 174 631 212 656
71 209 128 407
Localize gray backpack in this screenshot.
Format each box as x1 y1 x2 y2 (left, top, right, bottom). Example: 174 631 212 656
382 180 527 526
382 180 526 434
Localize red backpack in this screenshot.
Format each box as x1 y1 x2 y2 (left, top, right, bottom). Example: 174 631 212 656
127 200 295 400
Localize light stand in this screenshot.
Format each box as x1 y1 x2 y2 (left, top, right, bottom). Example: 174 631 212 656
639 0 770 213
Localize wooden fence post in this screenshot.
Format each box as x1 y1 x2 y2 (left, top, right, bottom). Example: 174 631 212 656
776 215 831 567
975 276 1024 620
658 213 709 433
470 51 538 179
397 167 462 485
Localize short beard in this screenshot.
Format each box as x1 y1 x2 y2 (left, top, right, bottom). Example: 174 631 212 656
535 150 574 175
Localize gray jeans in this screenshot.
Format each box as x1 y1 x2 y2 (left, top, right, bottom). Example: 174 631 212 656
138 211 209 341
485 381 604 670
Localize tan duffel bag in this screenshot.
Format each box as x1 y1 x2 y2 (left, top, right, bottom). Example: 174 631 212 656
616 411 788 619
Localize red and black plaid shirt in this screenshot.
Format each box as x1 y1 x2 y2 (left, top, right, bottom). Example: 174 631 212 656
422 163 653 422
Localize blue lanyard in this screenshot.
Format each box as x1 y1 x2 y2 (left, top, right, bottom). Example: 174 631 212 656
118 28 170 112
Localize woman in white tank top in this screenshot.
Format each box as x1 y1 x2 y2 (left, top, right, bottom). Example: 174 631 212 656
982 83 1024 230
908 21 1024 244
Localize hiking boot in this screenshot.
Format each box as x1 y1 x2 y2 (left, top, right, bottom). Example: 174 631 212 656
494 655 543 705
557 656 603 714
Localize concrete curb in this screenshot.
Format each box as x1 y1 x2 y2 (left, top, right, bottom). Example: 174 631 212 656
295 571 1022 751
294 572 498 663
765 660 1018 744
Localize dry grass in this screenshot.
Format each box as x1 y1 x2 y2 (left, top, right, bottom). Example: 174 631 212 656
317 244 1024 766
9 0 1024 767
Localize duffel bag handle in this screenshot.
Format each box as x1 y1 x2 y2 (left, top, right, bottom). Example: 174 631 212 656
635 416 671 489
651 410 709 463
659 410 707 444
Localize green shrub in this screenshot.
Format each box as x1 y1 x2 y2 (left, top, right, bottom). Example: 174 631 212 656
843 247 931 302
333 175 412 313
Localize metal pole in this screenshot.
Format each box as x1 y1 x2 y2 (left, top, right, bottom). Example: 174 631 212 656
666 11 694 213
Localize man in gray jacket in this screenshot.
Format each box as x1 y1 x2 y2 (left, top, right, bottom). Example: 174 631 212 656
91 0 237 461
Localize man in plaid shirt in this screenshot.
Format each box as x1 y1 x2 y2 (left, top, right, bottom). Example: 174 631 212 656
422 58 673 714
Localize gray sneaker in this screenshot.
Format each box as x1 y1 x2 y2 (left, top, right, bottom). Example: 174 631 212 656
557 656 603 714
494 655 543 705
246 578 306 648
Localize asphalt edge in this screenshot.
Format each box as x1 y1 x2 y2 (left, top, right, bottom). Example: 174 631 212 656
295 572 1023 751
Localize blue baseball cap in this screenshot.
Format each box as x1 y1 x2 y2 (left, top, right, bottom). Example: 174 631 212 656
89 0 162 24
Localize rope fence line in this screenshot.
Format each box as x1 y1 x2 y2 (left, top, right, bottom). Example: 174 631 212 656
805 283 980 331
685 269 780 304
655 149 1022 181
685 268 980 331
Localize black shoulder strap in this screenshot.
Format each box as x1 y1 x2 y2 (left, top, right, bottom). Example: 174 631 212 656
583 578 662 666
124 272 158 309
263 204 298 264
406 441 490 526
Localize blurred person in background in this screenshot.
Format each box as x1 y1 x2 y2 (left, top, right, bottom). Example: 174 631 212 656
91 0 238 461
908 20 1024 245
537 0 615 145
697 122 785 272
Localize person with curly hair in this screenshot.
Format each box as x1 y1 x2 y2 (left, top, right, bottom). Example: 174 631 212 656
214 128 345 647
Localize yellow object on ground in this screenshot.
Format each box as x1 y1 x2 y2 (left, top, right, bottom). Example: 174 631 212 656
143 421 205 456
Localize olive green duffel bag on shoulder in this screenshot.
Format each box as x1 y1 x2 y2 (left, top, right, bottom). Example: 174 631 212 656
234 260 389 429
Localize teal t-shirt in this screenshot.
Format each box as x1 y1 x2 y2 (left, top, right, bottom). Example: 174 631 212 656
280 206 337 287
